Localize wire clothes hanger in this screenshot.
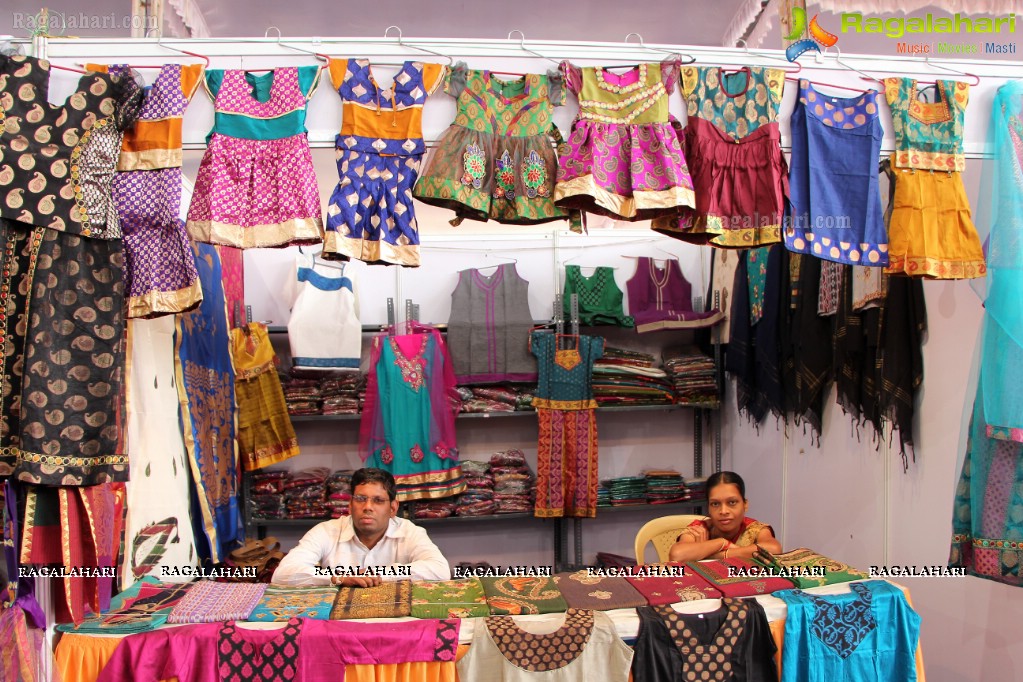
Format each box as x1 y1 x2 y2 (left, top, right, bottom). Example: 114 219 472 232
819 46 885 89
585 33 695 73
297 245 347 272
624 32 695 66
918 56 980 86
241 27 331 73
78 29 211 71
486 30 559 77
381 25 454 66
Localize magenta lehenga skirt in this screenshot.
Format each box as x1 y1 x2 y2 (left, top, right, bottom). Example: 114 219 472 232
554 119 695 222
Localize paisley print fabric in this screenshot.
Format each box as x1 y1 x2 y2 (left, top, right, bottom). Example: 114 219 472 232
330 580 413 619
0 220 44 478
14 228 128 485
555 61 696 222
885 77 968 171
249 586 337 621
0 54 141 238
479 575 568 615
653 65 786 247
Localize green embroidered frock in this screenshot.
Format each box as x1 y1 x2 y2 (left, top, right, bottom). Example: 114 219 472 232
414 63 570 225
563 266 634 327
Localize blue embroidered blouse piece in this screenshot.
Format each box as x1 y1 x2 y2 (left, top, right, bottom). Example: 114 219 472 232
773 580 921 682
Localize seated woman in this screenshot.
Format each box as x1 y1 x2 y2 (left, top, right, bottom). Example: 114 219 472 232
668 471 781 562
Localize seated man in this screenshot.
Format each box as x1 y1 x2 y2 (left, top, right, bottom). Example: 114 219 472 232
272 467 450 587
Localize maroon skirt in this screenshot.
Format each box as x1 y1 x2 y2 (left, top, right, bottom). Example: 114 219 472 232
652 117 788 248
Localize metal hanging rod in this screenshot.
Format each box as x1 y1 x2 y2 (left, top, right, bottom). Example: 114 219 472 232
34 36 1023 79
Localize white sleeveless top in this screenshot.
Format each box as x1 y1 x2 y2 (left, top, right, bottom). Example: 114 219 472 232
286 253 361 370
457 609 633 681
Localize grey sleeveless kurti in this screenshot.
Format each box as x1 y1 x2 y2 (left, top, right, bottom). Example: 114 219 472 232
447 264 537 384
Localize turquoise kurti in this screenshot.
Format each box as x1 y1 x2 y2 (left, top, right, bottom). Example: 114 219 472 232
774 581 920 682
361 330 464 501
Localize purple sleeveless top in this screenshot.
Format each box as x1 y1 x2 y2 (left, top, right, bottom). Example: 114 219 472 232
625 257 724 333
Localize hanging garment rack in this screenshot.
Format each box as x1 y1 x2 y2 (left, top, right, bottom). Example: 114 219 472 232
29 35 1020 159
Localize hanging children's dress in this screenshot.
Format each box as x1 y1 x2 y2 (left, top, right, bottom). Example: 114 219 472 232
784 80 887 266
186 66 323 248
89 63 204 318
360 327 465 501
286 251 361 370
447 264 537 384
324 59 446 266
416 64 570 227
882 77 984 278
555 61 695 221
0 54 142 485
530 330 604 517
653 66 787 248
562 265 634 327
625 257 724 332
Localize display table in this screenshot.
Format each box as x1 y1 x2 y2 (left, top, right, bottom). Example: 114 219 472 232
54 580 925 682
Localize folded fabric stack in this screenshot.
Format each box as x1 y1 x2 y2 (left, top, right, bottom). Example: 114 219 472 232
662 347 718 405
320 375 365 415
413 500 459 519
251 470 288 494
686 477 708 501
284 467 330 518
250 470 288 519
604 476 649 506
249 493 286 519
490 450 534 514
459 385 535 413
597 483 612 508
516 395 535 411
457 460 495 517
326 470 354 518
645 470 689 504
592 347 674 406
283 377 322 416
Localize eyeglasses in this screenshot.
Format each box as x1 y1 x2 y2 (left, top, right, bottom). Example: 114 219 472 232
352 495 391 506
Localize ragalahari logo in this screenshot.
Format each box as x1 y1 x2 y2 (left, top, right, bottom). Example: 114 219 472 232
783 7 839 61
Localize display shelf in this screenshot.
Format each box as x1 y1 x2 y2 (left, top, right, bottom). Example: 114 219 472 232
595 500 704 515
286 403 718 423
409 512 540 526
